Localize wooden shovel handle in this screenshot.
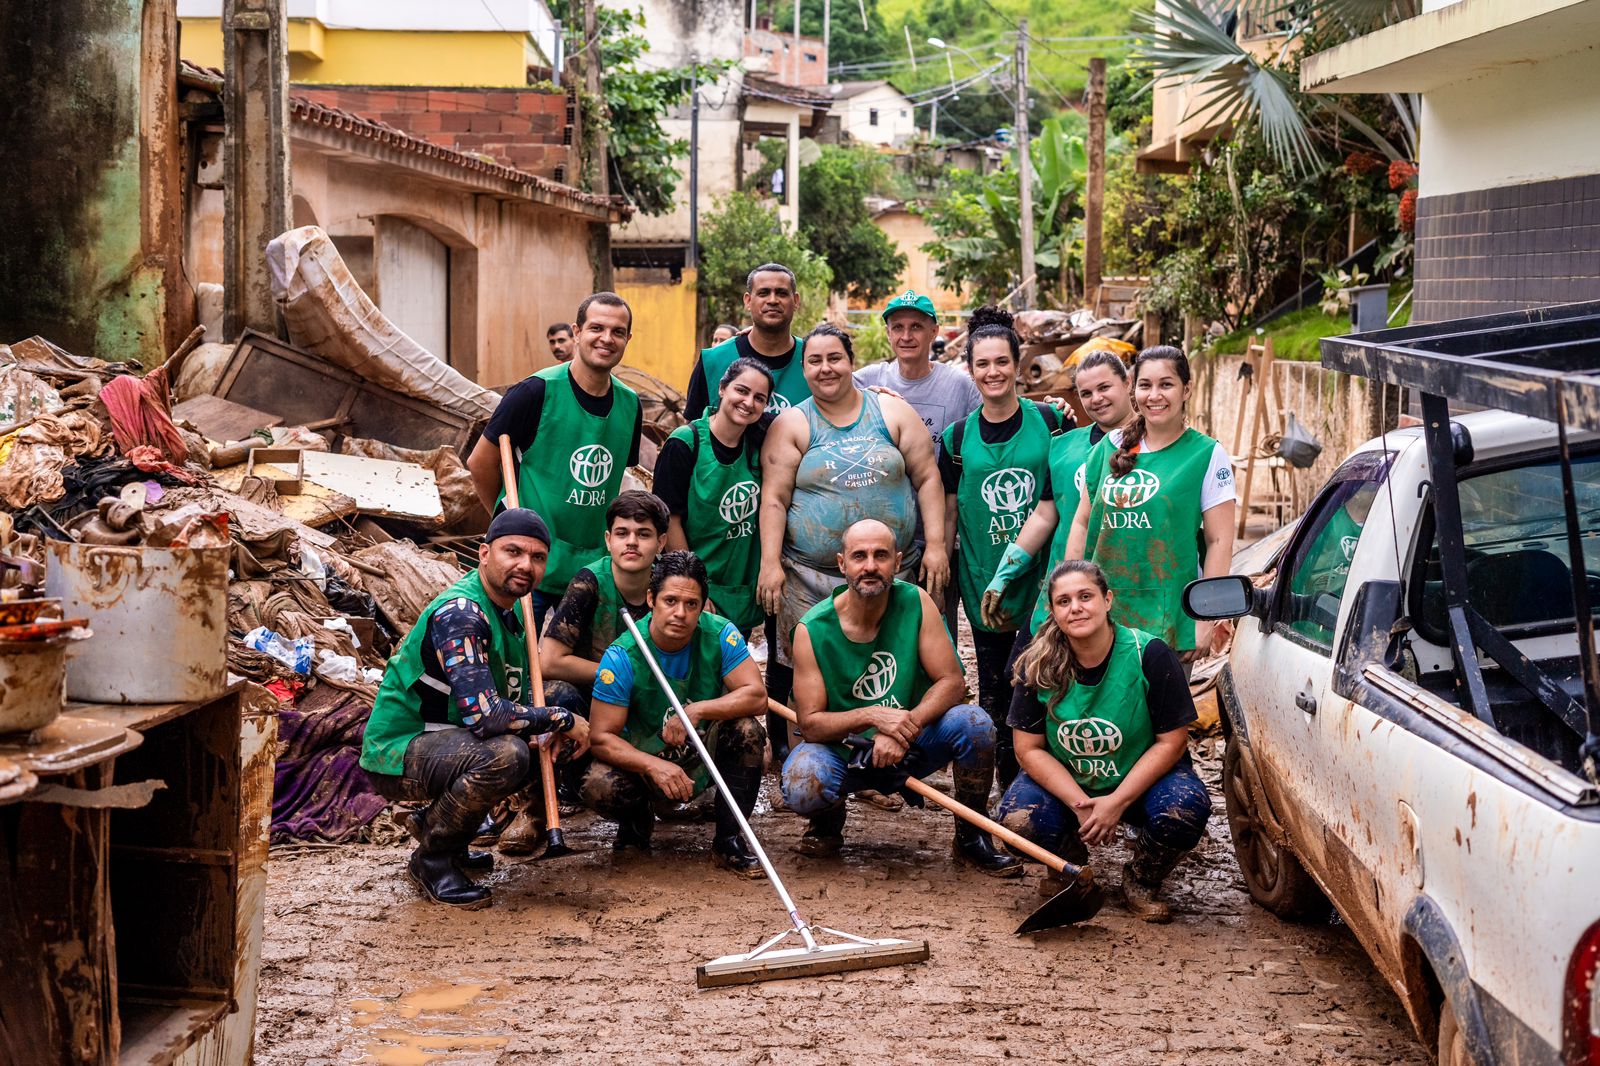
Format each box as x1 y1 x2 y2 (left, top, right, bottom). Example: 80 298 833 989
765 699 1068 874
499 435 560 830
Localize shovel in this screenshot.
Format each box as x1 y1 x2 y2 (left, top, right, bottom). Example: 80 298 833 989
767 699 1104 932
497 435 575 860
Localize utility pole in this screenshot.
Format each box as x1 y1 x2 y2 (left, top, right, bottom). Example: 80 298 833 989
1014 19 1035 310
793 0 801 84
583 0 608 198
930 98 938 140
223 0 290 340
1084 56 1106 306
823 0 831 67
689 61 700 267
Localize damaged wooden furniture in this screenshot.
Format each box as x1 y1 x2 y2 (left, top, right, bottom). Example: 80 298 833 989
0 684 276 1065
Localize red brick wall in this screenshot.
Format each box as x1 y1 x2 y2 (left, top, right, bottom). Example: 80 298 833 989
292 86 573 181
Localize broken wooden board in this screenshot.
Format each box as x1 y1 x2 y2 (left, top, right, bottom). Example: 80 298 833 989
173 395 281 443
301 451 443 522
212 461 359 529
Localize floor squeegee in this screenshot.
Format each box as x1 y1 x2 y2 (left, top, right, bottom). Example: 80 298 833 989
618 608 930 989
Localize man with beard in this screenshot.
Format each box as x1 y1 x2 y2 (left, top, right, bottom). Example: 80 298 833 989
467 292 644 629
780 520 1020 876
685 263 811 416
362 509 591 909
582 551 768 877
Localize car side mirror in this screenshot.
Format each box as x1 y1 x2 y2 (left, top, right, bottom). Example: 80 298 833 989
1183 575 1260 620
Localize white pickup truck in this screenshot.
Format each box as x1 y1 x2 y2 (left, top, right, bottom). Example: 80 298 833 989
1184 306 1600 1066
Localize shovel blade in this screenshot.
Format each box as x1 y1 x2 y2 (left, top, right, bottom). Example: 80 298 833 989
1015 871 1105 933
535 828 578 860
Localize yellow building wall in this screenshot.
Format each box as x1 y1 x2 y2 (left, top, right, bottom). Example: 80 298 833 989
614 268 699 393
869 210 964 313
179 18 533 86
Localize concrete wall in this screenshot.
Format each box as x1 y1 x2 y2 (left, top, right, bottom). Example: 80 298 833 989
870 209 963 312
834 84 917 147
614 267 699 390
0 0 185 362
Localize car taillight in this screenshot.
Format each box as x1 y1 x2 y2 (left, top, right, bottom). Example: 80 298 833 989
1568 919 1600 1066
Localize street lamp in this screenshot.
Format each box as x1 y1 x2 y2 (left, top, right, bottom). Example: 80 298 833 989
926 36 962 141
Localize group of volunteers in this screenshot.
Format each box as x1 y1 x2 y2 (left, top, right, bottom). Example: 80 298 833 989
359 263 1238 926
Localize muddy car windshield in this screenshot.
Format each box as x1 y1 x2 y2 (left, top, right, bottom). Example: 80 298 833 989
1417 450 1600 635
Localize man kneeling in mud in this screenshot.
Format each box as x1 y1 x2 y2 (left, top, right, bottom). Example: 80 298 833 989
780 519 1020 876
582 551 769 877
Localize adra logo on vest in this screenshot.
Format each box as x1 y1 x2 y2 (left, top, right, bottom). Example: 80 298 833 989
718 481 759 537
851 650 901 704
980 468 1036 513
767 394 791 414
1099 468 1161 530
567 445 614 505
1055 716 1123 758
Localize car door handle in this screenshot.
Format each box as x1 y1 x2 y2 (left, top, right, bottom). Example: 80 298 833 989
1295 689 1318 715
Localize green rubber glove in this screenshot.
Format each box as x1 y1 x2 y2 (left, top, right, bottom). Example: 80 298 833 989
980 543 1034 630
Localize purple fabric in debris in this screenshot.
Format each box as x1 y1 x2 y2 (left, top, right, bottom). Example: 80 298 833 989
272 686 388 844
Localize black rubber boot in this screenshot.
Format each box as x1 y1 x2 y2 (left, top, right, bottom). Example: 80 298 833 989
711 834 765 879
952 764 1023 878
793 803 846 857
408 848 492 909
1122 834 1186 923
454 848 495 873
613 804 655 853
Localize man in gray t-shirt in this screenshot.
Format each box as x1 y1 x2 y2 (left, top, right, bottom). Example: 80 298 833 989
855 290 979 459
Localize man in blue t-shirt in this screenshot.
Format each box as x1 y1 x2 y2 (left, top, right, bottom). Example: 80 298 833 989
581 551 769 877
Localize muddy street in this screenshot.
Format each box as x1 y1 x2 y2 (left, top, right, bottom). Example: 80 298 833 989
255 732 1429 1066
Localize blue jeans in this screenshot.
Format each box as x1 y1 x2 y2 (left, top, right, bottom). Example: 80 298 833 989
780 703 994 814
996 757 1211 863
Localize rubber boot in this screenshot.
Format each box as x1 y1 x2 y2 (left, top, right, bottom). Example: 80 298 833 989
613 803 655 853
1121 834 1185 924
712 756 765 877
407 849 492 909
496 786 544 856
951 765 1023 878
711 835 764 879
454 848 495 873
793 803 846 857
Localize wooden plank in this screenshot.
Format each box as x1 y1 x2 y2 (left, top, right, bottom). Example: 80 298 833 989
301 451 443 522
209 463 358 534
172 396 280 443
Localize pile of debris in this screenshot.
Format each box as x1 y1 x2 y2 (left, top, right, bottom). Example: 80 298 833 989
0 226 547 846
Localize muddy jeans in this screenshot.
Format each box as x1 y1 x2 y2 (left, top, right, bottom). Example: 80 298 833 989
972 626 1019 789
581 716 767 840
780 703 994 814
366 727 533 854
773 553 921 669
996 758 1212 883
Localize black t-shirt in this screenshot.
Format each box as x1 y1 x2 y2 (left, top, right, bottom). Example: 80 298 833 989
684 333 799 416
485 371 643 464
1039 423 1107 502
544 565 648 663
1007 635 1196 736
653 423 765 517
938 403 1064 495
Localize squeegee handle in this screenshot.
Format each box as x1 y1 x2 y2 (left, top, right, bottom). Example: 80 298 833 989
622 609 815 945
766 699 1076 876
498 434 561 833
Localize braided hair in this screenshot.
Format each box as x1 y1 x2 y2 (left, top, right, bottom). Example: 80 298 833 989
1110 345 1190 478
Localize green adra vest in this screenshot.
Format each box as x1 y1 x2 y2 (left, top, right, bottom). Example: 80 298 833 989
699 336 810 415
1041 625 1156 794
946 400 1053 634
800 580 929 757
1082 427 1216 650
505 363 640 596
1029 425 1098 631
614 610 733 794
577 553 632 659
667 416 763 635
361 571 529 776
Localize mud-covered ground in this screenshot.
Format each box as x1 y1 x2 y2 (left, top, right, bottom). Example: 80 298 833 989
255 727 1430 1065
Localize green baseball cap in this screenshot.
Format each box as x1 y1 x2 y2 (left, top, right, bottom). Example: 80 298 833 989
880 289 937 323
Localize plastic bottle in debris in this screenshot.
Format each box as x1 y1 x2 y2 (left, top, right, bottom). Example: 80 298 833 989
244 626 314 674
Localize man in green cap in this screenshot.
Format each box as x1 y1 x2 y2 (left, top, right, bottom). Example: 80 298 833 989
685 263 812 416
855 289 980 457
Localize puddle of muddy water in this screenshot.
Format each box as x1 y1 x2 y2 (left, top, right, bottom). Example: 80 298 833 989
349 980 511 1065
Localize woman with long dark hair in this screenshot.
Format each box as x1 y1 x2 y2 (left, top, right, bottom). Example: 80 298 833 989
937 306 1066 790
653 356 774 637
1064 346 1236 660
997 560 1211 922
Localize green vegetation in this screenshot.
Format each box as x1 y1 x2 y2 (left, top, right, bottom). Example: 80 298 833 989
798 146 908 303
697 192 833 326
1210 288 1413 362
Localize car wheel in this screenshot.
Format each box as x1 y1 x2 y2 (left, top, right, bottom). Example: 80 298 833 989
1222 735 1332 921
1436 996 1471 1066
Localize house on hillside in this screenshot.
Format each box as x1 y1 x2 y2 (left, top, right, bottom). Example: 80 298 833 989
1301 0 1600 322
176 2 627 387
744 16 827 86
825 81 918 147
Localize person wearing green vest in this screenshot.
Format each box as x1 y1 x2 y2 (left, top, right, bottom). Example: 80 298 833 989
653 357 772 637
937 306 1067 792
684 263 811 417
1065 346 1238 660
466 292 644 628
998 561 1211 923
781 519 1021 876
361 509 590 910
582 552 769 877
